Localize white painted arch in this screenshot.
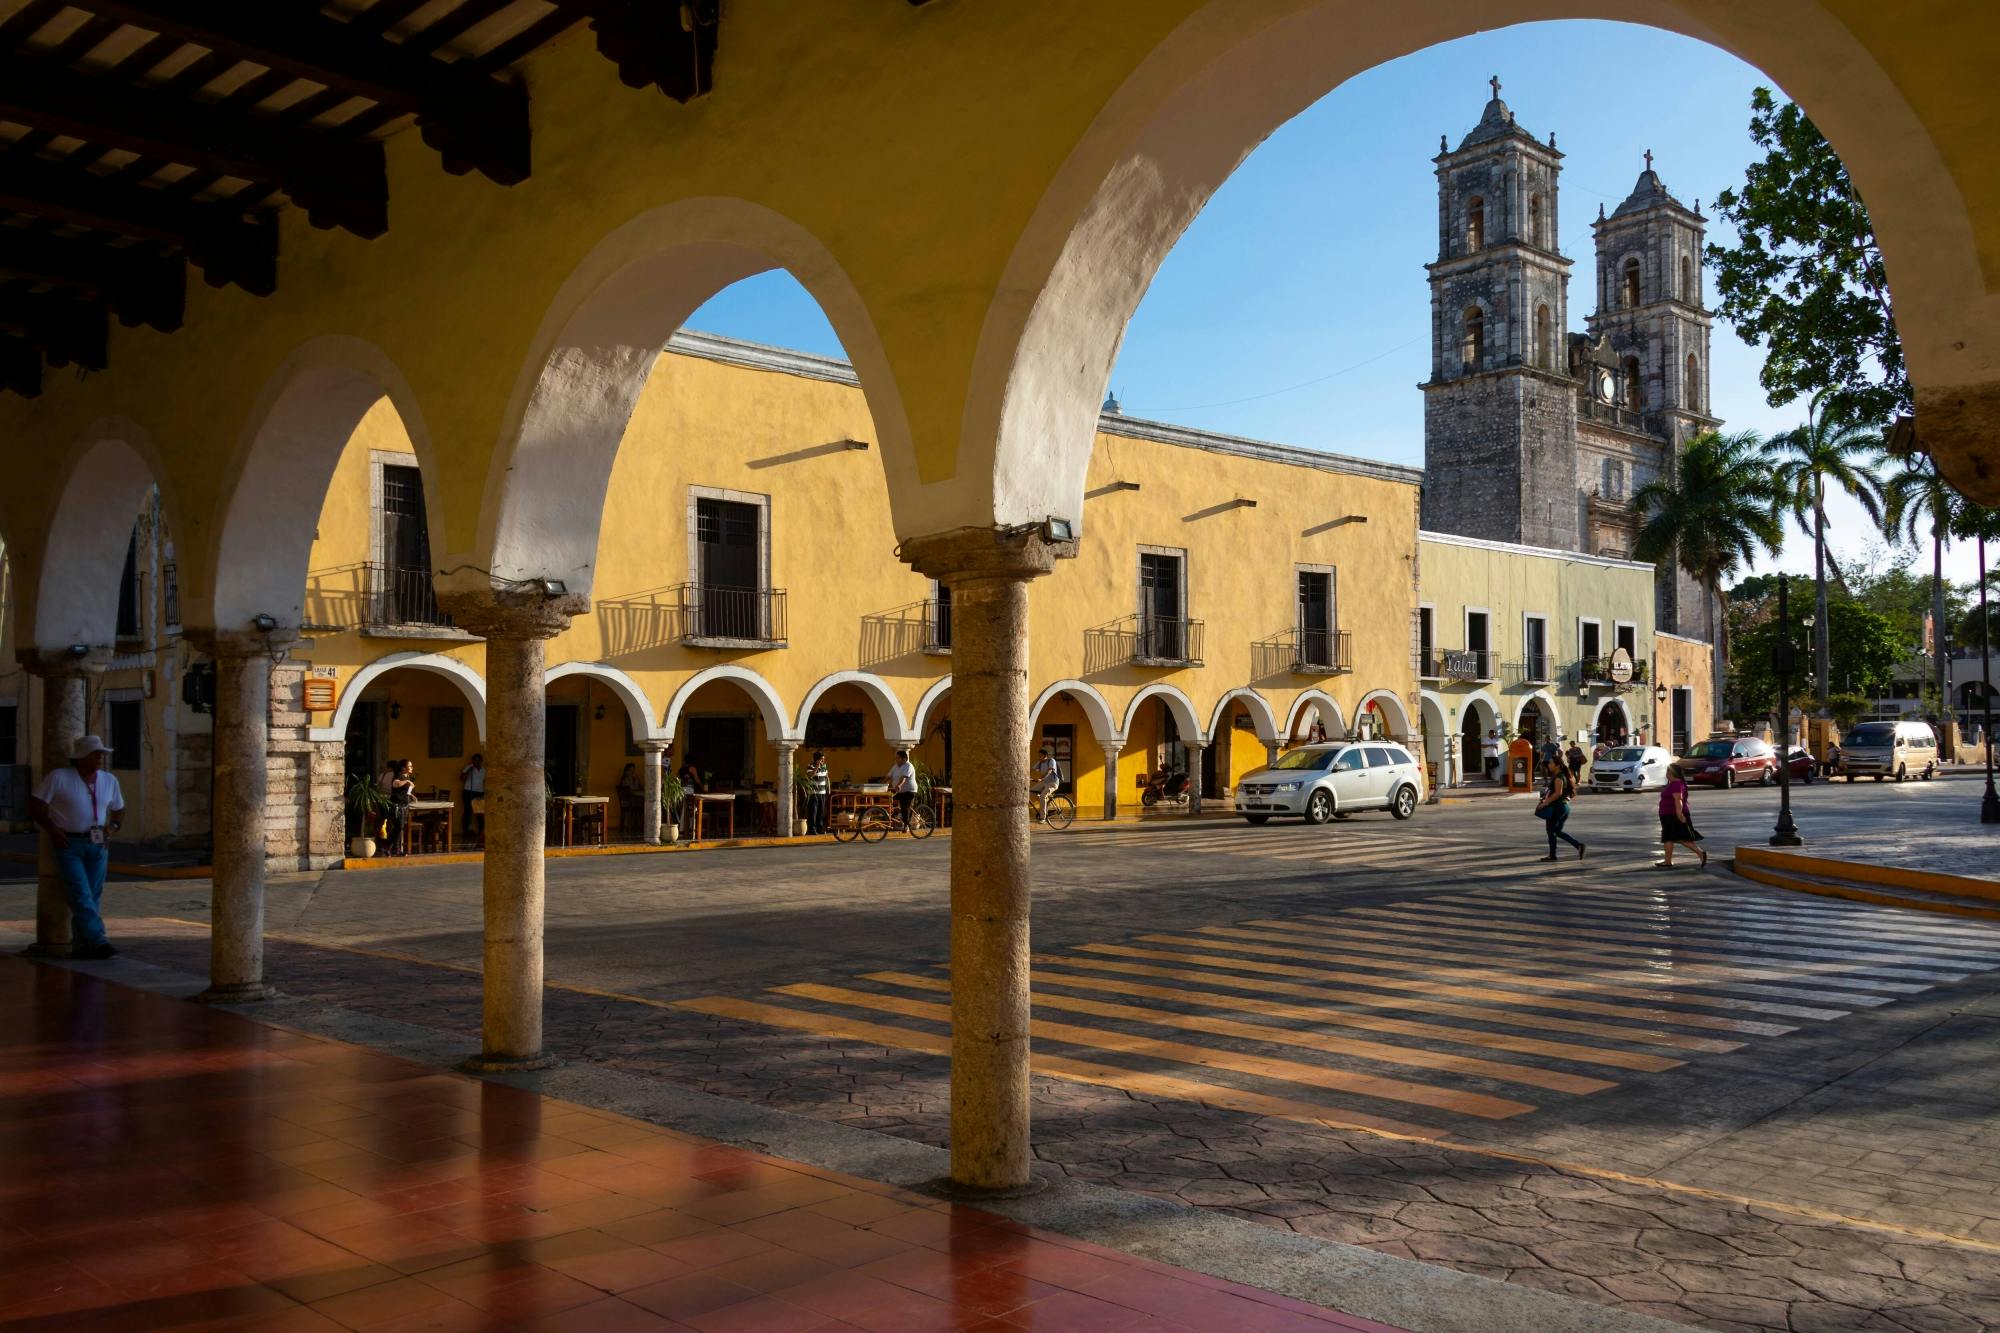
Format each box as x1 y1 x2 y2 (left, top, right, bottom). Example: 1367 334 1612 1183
1207 688 1279 744
31 420 170 650
911 676 953 739
1587 693 1637 741
1029 679 1120 745
1451 689 1504 737
1516 689 1564 740
312 651 487 744
796 670 915 746
546 661 663 742
1122 682 1203 746
1282 690 1348 742
662 664 794 745
1358 689 1415 741
467 197 919 605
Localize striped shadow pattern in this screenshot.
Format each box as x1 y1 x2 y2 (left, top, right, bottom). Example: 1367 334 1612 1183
674 885 2000 1146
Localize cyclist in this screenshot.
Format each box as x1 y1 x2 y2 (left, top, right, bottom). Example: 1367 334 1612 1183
886 748 918 830
1033 744 1062 822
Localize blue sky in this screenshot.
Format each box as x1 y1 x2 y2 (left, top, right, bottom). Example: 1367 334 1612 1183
686 20 1979 587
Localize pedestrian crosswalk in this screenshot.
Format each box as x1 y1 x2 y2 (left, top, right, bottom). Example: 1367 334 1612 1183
673 884 2000 1147
1052 819 1506 876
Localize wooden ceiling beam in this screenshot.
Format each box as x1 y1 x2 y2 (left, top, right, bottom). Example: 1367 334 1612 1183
0 232 184 333
0 57 387 237
0 152 277 296
549 0 718 102
0 289 108 370
64 1 531 186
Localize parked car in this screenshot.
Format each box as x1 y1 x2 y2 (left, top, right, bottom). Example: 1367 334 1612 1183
1235 741 1423 824
1783 745 1817 783
1679 736 1778 788
1840 719 1939 782
1590 745 1675 791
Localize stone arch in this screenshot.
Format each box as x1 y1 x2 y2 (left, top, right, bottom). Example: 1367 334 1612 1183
911 675 953 739
1283 689 1347 741
545 661 662 742
1684 351 1701 408
1029 679 1119 744
313 652 486 744
1419 691 1452 782
959 1 1987 529
1122 683 1203 746
1621 256 1643 308
662 664 792 744
796 670 915 746
1534 303 1552 371
202 336 433 635
467 198 916 604
1207 688 1279 744
1465 195 1485 251
1358 689 1414 742
1517 690 1562 742
29 419 175 650
1460 305 1484 370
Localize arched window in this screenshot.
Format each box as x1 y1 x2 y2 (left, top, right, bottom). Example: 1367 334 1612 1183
1680 255 1693 302
1461 307 1484 370
1528 194 1543 248
1622 355 1643 410
1622 259 1642 308
1685 353 1700 407
1534 304 1551 370
1467 198 1485 252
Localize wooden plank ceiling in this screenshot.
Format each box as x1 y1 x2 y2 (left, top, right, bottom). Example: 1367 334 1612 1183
0 0 722 397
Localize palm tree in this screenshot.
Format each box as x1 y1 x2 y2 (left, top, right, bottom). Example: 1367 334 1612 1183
1633 429 1785 722
1769 395 1885 715
1881 458 1961 716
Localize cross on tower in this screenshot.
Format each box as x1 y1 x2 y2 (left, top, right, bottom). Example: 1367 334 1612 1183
1644 149 1654 173
1489 74 1501 100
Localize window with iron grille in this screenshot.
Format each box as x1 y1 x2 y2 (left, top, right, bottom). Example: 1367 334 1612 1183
697 497 763 639
1297 569 1335 667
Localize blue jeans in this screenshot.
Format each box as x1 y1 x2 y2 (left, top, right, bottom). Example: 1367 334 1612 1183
52 840 111 949
1545 804 1583 855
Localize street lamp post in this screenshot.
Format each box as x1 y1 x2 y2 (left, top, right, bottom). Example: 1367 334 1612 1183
1980 536 1998 825
1772 575 1804 847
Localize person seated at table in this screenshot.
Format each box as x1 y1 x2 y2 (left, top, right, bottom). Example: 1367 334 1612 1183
384 758 415 854
616 762 643 833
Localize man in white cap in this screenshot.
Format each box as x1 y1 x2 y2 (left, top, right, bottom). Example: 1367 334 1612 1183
28 735 125 960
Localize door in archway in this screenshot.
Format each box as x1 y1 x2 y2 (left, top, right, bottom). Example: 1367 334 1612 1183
1461 708 1485 779
546 704 580 796
1598 701 1630 745
1517 705 1544 748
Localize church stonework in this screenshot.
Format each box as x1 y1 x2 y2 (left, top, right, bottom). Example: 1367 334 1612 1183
1421 82 1719 641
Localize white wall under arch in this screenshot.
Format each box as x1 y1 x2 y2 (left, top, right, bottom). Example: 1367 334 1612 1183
1207 688 1279 744
1358 689 1414 740
311 652 487 744
796 670 915 746
1122 682 1203 745
545 661 662 742
911 676 952 739
1029 679 1120 745
31 421 169 650
1517 689 1563 738
662 664 794 745
1283 690 1347 741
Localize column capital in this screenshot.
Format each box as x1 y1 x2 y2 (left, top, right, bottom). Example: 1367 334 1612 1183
898 525 1076 586
771 739 799 751
16 647 109 677
182 627 305 659
437 588 587 640
636 739 669 754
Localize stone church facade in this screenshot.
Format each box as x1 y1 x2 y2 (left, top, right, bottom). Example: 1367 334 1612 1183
1421 81 1719 644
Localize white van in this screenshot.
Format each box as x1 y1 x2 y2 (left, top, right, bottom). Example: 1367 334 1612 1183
1840 719 1939 782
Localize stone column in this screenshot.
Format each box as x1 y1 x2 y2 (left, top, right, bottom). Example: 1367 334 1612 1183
20 657 91 957
192 631 297 1003
902 525 1071 1194
1185 742 1205 815
1265 741 1280 769
773 741 798 836
442 592 581 1071
1100 743 1121 821
639 742 666 844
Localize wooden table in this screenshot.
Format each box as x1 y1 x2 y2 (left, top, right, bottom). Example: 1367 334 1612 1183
929 785 951 829
689 792 736 842
401 799 453 855
551 795 608 848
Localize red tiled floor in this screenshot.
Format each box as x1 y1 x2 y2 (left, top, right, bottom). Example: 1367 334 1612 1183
0 956 1405 1331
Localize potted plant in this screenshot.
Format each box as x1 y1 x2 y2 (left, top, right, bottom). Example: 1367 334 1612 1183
658 766 684 844
345 774 389 858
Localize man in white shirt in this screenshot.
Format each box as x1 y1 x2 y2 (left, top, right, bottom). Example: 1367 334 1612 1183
1033 744 1062 822
29 735 126 960
886 749 918 829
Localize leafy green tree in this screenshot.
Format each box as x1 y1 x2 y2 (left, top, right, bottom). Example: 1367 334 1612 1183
1730 598 1901 719
1708 88 1906 424
1768 394 1884 713
1634 429 1785 715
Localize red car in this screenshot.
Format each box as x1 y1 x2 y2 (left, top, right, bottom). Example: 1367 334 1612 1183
1784 745 1818 783
1679 737 1779 788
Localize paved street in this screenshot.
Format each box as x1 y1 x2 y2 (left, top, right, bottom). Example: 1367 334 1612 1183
8 778 2000 1330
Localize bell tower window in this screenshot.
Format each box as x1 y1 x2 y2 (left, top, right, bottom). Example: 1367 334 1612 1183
1622 258 1642 308
1534 304 1551 370
1466 198 1485 252
1622 355 1643 410
1528 194 1543 248
1685 353 1700 409
1680 254 1693 302
1461 308 1485 371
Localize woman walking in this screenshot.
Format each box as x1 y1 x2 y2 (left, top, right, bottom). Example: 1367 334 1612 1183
1536 757 1585 862
1657 762 1707 868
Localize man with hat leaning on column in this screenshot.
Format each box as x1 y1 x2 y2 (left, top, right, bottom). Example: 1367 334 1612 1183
28 735 126 960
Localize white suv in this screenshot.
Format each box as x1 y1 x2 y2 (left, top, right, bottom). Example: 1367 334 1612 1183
1235 742 1423 825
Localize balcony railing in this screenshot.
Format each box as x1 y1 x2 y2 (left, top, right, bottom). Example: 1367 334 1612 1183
672 583 787 647
923 596 951 654
1508 653 1555 684
367 563 450 629
1294 627 1351 674
1085 614 1204 670
1578 654 1648 686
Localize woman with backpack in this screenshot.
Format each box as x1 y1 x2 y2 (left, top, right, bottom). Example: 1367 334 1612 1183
1535 756 1585 862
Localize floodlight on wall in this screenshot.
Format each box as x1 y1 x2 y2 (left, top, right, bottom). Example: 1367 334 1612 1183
539 579 567 597
66 643 89 658
250 613 278 632
1042 517 1075 543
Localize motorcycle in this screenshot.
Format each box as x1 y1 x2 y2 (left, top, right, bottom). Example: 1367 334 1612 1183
1139 768 1192 808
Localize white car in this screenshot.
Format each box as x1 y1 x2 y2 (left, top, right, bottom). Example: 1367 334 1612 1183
1235 741 1423 824
1590 744 1674 791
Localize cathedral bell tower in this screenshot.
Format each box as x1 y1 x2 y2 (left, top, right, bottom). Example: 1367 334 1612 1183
1420 78 1580 549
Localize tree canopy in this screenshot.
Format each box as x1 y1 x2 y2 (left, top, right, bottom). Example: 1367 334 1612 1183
1728 595 1902 718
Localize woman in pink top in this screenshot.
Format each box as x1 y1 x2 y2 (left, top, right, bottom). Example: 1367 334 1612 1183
1656 763 1707 868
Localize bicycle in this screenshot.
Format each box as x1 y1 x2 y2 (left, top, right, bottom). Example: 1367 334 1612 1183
858 800 934 842
1034 789 1076 831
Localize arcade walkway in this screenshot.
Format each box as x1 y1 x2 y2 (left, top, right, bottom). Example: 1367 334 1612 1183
0 958 1399 1332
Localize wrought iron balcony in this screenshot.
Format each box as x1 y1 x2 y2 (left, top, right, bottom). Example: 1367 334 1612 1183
671 582 787 648
1293 627 1351 674
1508 653 1555 685
923 594 951 654
1086 614 1204 670
367 563 451 629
